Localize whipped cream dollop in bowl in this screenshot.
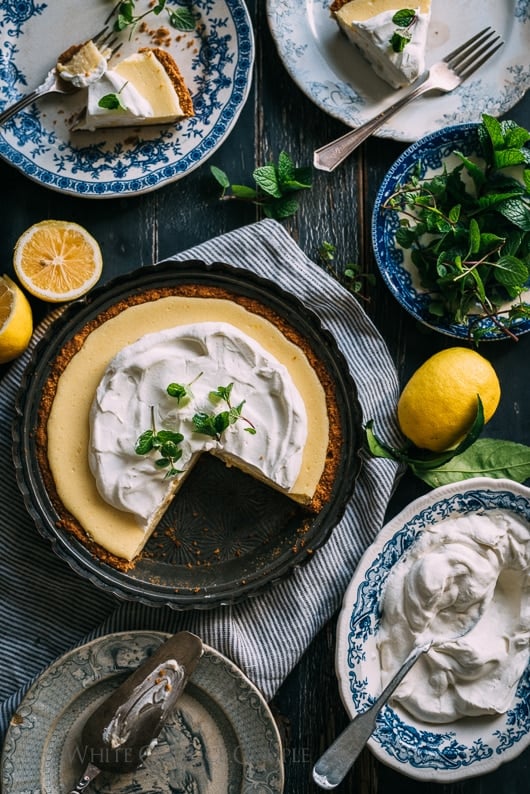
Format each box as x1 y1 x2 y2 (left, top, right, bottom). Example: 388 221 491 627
335 478 530 782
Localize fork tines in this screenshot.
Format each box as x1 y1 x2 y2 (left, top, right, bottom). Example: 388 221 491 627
92 26 123 59
444 27 504 79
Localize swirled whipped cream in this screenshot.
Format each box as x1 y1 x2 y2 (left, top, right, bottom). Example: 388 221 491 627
89 322 308 531
333 2 431 89
378 510 530 723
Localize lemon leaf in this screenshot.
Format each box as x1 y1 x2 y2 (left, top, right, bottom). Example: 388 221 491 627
416 438 530 487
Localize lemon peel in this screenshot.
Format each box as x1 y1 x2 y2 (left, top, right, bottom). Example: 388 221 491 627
0 275 33 364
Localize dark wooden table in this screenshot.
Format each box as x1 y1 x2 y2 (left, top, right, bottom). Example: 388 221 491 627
1 1 529 791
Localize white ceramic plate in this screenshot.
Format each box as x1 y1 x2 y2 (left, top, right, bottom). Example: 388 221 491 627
267 0 530 142
0 0 254 197
1 631 284 793
335 478 530 781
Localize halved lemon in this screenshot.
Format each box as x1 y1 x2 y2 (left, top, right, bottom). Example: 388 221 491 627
13 220 103 303
0 275 33 364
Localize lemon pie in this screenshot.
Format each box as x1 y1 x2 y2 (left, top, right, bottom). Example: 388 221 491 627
37 285 339 567
61 44 194 130
330 0 431 88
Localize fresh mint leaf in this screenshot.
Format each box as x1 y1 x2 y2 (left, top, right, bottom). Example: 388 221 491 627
497 198 530 230
168 6 195 30
98 92 127 110
390 31 410 52
392 8 417 27
264 196 299 220
231 184 259 199
253 165 282 198
211 152 312 219
277 151 295 185
210 165 230 189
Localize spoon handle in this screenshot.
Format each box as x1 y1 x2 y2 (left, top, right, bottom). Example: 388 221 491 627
312 641 431 790
68 762 101 793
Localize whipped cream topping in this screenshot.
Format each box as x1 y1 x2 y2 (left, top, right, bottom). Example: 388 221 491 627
89 322 308 529
83 69 155 126
337 6 430 88
378 510 530 723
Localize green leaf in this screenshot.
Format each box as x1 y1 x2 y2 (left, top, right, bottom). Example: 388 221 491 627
494 149 528 170
253 165 282 198
98 92 127 110
497 198 530 230
210 165 230 189
264 196 299 220
135 430 155 455
468 217 480 254
415 438 530 487
392 8 416 26
167 382 188 402
482 113 505 149
156 430 184 445
168 6 195 30
214 411 230 435
454 151 485 188
493 255 529 288
277 151 295 186
231 184 258 199
390 31 410 52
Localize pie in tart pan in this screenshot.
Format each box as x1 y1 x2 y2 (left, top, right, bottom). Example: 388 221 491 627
13 260 363 609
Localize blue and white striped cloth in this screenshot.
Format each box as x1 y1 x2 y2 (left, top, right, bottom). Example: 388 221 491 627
0 219 400 739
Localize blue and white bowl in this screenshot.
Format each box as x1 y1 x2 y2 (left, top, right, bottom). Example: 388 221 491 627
371 124 530 341
335 478 530 781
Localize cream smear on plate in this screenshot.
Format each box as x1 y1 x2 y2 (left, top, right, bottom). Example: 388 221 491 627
378 510 530 723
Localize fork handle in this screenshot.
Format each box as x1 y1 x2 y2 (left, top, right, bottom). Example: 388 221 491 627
313 72 434 172
0 79 54 126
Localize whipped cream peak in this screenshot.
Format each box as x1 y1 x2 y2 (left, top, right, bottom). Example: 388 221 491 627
89 322 308 529
378 510 530 723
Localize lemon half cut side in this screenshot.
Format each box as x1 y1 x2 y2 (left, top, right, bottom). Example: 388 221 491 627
0 275 33 364
13 220 103 303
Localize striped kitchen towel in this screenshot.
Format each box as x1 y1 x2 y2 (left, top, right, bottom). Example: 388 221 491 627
0 218 401 738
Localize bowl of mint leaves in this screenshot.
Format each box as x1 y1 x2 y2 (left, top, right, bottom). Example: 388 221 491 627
372 114 530 342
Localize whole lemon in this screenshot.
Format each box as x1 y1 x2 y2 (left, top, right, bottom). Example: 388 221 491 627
0 274 33 364
397 347 500 452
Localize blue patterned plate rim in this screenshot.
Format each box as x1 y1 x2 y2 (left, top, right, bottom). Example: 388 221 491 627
0 0 254 198
0 631 285 793
267 0 530 142
335 477 530 782
371 123 530 341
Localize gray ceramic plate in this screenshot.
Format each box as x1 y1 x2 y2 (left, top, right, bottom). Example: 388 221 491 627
1 631 284 793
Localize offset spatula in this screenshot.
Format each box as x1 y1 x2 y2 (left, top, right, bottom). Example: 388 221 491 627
68 631 203 793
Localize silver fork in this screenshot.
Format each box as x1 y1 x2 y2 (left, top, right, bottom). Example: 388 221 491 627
313 26 504 172
0 28 120 127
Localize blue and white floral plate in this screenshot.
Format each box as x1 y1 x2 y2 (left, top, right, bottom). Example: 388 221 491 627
1 631 284 793
267 0 530 142
371 123 530 340
0 0 254 197
335 478 530 781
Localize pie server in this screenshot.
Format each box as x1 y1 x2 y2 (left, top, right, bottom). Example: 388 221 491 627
68 631 203 793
